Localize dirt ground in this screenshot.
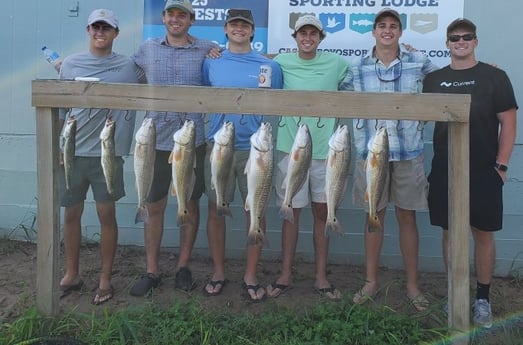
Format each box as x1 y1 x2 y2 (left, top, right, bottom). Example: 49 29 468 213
1 238 522 342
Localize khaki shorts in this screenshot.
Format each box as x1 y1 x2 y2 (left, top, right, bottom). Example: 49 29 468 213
274 152 326 208
204 143 249 204
352 154 428 211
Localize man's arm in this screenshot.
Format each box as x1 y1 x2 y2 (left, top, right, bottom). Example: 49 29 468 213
496 107 517 177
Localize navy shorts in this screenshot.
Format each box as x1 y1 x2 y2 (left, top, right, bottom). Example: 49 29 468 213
147 144 206 203
428 165 504 231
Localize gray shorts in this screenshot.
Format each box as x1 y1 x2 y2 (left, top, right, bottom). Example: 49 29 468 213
204 143 249 204
274 152 327 208
60 156 125 207
352 154 428 211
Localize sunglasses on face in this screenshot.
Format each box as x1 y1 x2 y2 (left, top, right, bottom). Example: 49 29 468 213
447 34 476 42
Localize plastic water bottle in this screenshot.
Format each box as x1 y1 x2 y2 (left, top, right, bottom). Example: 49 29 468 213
42 46 61 71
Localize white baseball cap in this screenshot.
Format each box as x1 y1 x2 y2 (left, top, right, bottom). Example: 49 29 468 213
294 15 323 32
88 9 119 29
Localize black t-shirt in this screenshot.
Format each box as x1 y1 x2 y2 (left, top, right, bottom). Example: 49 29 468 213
423 62 517 171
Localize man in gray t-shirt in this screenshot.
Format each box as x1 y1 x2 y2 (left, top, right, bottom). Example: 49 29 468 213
58 9 143 305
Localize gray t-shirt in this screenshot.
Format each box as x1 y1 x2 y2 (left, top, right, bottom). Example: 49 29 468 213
59 51 142 156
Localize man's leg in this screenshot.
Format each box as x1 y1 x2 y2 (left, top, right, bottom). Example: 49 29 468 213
60 202 84 288
95 201 118 292
244 214 265 300
354 208 386 303
312 202 341 300
204 201 226 294
395 207 422 298
266 209 300 297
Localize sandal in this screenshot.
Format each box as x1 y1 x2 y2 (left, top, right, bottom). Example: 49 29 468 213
353 287 377 305
92 285 114 305
242 283 267 303
314 285 342 300
266 281 290 298
59 279 84 299
407 293 429 312
203 279 228 297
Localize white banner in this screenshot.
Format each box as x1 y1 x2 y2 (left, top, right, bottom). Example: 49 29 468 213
267 0 465 67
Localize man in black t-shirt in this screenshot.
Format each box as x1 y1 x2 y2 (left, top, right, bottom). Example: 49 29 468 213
423 18 518 329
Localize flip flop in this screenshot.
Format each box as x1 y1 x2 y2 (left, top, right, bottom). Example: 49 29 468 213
203 279 228 297
407 293 429 312
59 280 84 298
92 286 114 305
242 283 267 303
266 281 290 298
314 285 342 300
353 287 377 305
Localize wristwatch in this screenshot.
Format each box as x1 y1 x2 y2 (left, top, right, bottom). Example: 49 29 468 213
494 163 508 172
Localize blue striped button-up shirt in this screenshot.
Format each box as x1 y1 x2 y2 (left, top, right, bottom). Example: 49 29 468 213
132 36 218 151
342 47 439 161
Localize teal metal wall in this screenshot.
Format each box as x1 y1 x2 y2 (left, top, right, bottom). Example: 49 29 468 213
1 0 521 276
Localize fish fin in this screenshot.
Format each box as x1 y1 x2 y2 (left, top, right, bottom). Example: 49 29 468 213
171 184 177 196
247 229 267 247
279 205 294 224
367 215 382 233
364 190 369 203
135 206 149 224
168 151 174 164
216 203 232 218
244 199 250 211
325 218 343 236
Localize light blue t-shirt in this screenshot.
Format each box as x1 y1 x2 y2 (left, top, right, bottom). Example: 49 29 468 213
59 51 142 156
203 50 283 150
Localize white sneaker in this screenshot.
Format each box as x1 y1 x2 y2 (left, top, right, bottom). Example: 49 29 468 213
472 299 493 328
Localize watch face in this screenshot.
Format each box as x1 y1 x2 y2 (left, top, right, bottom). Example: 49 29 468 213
496 164 508 172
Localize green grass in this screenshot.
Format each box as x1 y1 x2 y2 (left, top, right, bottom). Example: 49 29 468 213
1 299 447 345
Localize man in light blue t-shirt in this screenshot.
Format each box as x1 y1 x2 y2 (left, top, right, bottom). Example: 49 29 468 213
202 8 282 302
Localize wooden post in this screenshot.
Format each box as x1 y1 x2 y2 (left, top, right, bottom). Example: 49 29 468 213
448 121 470 343
35 106 61 316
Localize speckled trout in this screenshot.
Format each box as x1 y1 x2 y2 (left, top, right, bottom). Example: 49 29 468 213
325 124 351 236
133 118 156 224
279 123 312 224
169 120 196 226
210 121 235 217
62 115 77 194
365 127 389 232
100 117 116 199
245 122 273 246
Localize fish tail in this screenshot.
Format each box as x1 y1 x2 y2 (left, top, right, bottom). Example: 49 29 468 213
279 204 294 224
135 206 149 224
367 214 382 232
216 203 232 218
177 208 191 226
325 217 343 236
247 228 267 247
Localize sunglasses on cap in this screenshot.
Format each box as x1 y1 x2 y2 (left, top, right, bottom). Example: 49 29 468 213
227 9 252 18
448 34 476 42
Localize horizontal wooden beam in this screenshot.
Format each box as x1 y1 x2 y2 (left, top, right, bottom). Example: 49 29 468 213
32 80 470 122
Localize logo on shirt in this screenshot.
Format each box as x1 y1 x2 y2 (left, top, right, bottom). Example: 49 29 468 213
440 80 476 88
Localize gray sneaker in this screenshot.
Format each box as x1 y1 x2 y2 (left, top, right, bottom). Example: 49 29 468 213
472 299 493 328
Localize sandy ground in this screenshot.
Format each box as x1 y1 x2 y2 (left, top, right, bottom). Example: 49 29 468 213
1 239 522 343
